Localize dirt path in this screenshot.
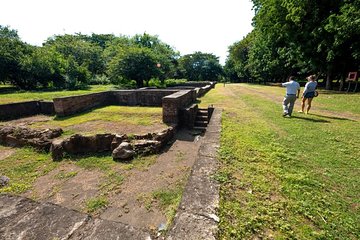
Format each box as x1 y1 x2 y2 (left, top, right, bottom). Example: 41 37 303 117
100 130 202 232
0 148 15 161
22 129 202 235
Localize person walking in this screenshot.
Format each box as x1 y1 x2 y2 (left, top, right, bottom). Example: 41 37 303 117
298 75 317 114
282 76 300 117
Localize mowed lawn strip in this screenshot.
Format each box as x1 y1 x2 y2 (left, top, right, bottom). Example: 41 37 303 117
30 106 164 130
200 84 359 239
0 85 114 104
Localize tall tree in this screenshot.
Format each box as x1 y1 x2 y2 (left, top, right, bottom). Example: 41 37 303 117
107 46 160 88
179 52 223 81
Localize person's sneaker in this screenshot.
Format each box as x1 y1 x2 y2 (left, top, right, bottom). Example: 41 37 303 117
298 110 303 113
284 115 291 118
283 112 288 117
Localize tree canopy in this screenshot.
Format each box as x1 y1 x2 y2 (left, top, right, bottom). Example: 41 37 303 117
0 28 223 90
226 0 360 89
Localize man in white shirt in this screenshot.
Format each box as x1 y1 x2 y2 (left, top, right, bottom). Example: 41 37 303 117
282 76 300 117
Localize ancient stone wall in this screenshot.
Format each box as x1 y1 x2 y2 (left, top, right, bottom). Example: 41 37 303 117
0 100 55 120
162 90 196 124
0 126 62 151
110 89 179 107
1 82 215 124
53 92 111 117
50 127 176 161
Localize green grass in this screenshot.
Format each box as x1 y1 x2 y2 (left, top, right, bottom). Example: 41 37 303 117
85 196 109 214
0 85 114 104
54 170 78 180
27 105 164 134
152 186 183 220
0 147 58 194
200 84 360 239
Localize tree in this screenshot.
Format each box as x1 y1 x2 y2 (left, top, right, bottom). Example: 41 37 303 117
0 25 32 88
179 52 223 81
226 0 360 89
226 32 255 82
107 46 160 88
45 34 104 78
132 33 180 81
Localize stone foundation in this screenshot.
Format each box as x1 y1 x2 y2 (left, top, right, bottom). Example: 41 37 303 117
51 127 176 161
0 126 63 151
0 100 55 120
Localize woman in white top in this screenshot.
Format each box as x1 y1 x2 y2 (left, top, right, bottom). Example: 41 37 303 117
299 75 317 114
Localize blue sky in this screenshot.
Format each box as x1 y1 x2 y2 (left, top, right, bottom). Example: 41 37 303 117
1 0 254 64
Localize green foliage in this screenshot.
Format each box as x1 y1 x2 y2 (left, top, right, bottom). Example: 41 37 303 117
107 46 160 88
1 29 182 90
178 52 224 81
226 0 360 88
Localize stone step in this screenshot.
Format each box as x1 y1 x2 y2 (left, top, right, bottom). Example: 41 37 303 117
196 115 208 121
197 109 208 114
194 121 208 127
192 126 207 132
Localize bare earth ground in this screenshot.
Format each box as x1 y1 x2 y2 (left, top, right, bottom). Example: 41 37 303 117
0 148 15 160
22 129 202 234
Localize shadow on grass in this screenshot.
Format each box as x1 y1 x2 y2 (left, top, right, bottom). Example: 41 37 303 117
53 108 97 121
310 113 356 122
291 116 330 123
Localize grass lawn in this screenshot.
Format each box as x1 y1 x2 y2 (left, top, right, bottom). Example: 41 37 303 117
0 85 114 104
200 84 360 239
29 105 165 136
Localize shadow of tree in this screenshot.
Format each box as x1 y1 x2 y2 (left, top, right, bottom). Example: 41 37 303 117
291 116 330 123
310 113 356 122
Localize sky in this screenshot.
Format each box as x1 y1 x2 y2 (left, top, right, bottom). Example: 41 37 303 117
0 0 254 64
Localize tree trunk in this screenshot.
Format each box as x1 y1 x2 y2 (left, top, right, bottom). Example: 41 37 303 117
325 68 332 90
339 75 345 91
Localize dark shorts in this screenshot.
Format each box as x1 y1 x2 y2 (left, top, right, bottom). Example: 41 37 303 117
304 92 315 98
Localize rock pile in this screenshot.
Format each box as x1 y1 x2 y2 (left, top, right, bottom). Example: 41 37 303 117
50 127 176 161
0 126 63 151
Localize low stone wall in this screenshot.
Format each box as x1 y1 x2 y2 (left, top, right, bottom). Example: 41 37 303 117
53 92 111 117
0 100 55 120
1 82 215 125
110 89 179 107
50 127 175 161
171 81 216 88
0 126 63 151
162 90 197 124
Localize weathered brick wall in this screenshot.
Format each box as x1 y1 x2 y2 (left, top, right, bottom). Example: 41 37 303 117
0 101 39 120
1 83 214 121
110 89 179 107
135 90 178 106
39 101 55 115
162 90 196 124
0 100 55 120
53 92 111 117
110 90 138 106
